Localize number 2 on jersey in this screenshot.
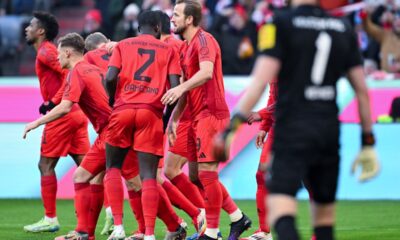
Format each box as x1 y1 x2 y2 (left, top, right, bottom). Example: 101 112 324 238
311 32 332 85
134 48 155 83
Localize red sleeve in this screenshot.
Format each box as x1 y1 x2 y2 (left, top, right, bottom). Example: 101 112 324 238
108 43 122 69
198 35 217 64
258 81 277 131
168 48 182 76
37 46 64 75
63 69 84 103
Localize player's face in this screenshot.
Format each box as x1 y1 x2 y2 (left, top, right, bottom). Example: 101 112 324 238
171 3 187 34
25 18 42 45
57 45 69 69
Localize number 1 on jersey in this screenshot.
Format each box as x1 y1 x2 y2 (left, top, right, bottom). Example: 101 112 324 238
311 32 332 85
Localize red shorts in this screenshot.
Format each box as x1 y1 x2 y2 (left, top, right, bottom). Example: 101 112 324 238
168 120 197 162
260 128 274 164
80 129 139 180
193 115 229 163
41 110 90 158
106 108 164 156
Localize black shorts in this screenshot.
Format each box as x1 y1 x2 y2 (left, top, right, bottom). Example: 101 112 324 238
266 119 340 204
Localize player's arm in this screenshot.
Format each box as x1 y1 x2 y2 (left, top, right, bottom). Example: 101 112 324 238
163 74 181 132
23 100 73 139
161 61 213 105
104 66 120 106
361 10 384 43
348 66 379 182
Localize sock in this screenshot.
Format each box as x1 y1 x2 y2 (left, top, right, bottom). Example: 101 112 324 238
44 216 57 223
128 190 145 233
256 171 270 233
104 168 124 225
142 179 159 236
314 226 333 240
219 182 240 218
88 184 104 237
205 228 219 239
171 173 205 208
192 179 206 199
162 181 199 219
157 184 180 232
41 175 57 218
274 215 299 240
199 171 222 229
74 183 91 233
105 206 112 217
103 189 109 208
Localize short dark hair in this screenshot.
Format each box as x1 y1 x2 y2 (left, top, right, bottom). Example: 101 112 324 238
175 0 202 27
85 32 108 51
33 11 59 41
58 33 85 54
138 10 161 30
159 11 171 34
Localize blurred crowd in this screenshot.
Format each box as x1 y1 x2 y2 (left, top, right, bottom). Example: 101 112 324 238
1 0 400 78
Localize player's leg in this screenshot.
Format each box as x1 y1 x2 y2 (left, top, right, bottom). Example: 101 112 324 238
87 172 105 238
137 151 160 239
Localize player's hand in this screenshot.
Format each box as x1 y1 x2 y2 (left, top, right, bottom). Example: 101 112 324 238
23 121 40 139
105 41 117 54
39 101 55 115
167 120 178 146
255 130 267 149
161 86 184 105
351 146 380 182
247 112 262 125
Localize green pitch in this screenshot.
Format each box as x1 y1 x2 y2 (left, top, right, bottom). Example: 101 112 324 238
0 200 399 239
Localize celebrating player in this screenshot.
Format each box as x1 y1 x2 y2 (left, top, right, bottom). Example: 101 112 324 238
163 1 251 239
104 10 182 240
23 11 90 233
215 0 379 239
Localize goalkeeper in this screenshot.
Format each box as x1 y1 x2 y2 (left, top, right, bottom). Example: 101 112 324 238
213 1 380 239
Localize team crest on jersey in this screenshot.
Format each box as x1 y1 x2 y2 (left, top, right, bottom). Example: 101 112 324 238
258 24 276 51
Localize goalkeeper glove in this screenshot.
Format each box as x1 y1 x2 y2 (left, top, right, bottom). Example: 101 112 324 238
39 101 55 115
212 113 247 162
351 132 380 182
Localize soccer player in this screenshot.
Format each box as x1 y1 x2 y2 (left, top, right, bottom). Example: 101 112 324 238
104 10 182 240
215 0 380 239
23 11 90 233
158 11 206 234
162 1 251 239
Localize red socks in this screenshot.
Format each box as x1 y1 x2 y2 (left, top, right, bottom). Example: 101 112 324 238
142 179 159 235
171 173 205 208
199 171 222 229
157 184 180 232
162 181 199 218
41 175 57 218
128 190 145 233
88 184 104 237
220 182 238 214
256 171 270 233
74 182 91 233
104 168 124 225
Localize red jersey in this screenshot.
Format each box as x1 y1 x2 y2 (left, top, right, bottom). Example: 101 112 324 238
109 34 181 114
84 47 110 72
63 61 111 133
36 41 68 104
180 29 229 121
259 79 278 132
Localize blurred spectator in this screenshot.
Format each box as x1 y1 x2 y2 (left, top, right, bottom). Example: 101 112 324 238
0 0 11 15
12 0 35 14
362 5 400 74
113 3 139 41
142 0 173 16
80 9 106 39
213 4 257 75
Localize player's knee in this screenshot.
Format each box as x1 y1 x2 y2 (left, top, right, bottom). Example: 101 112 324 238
73 167 91 183
163 165 179 180
125 178 141 192
38 160 54 175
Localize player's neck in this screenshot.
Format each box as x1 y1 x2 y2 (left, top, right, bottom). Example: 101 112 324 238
69 56 84 69
33 37 46 51
183 26 200 43
160 34 170 41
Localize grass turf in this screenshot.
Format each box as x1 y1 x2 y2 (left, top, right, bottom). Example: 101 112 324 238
0 199 399 239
